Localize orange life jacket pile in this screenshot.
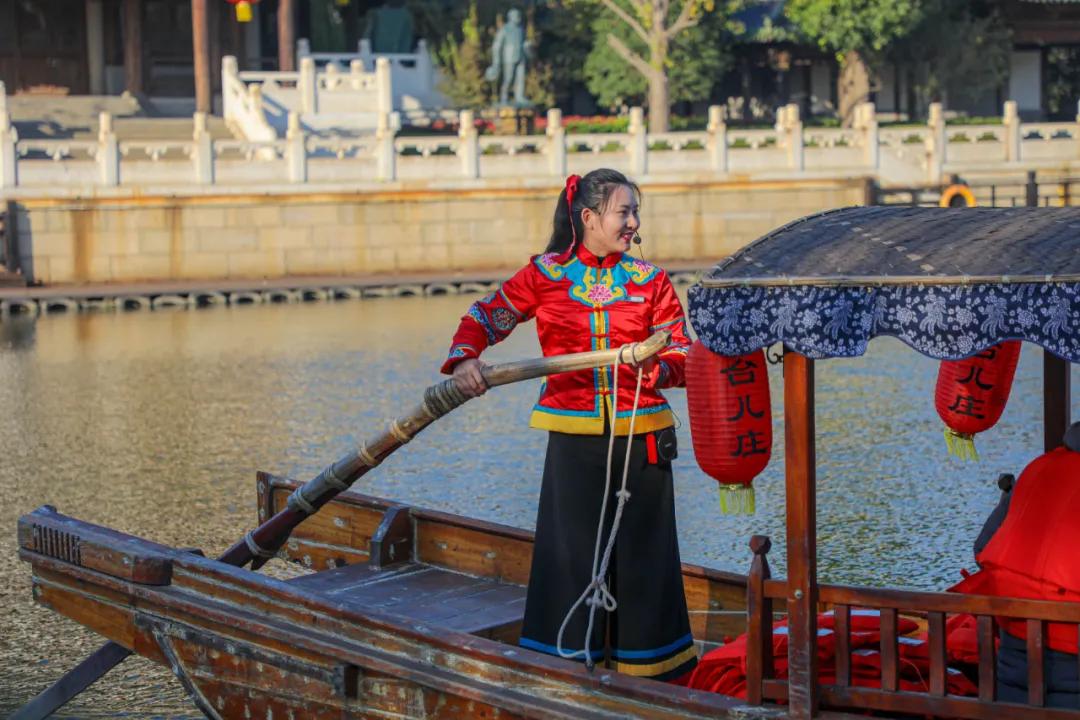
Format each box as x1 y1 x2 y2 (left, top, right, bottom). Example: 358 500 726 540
688 609 981 698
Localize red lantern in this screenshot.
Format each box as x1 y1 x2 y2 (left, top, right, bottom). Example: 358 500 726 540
934 340 1022 460
686 342 772 514
226 0 256 22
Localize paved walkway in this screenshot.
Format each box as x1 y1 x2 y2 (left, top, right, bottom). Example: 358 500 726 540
7 94 233 141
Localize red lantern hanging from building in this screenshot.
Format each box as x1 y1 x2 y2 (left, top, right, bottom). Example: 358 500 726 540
226 0 256 22
686 342 772 514
934 340 1022 460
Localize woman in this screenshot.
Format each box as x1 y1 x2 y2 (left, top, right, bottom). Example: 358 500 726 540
441 168 696 682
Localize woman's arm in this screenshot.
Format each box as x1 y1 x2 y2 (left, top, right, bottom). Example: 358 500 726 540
649 272 692 389
440 263 538 377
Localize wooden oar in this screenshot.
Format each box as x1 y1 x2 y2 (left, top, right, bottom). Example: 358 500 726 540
13 330 671 720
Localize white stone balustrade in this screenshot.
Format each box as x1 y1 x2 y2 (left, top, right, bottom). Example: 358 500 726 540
2 100 1080 195
297 38 444 112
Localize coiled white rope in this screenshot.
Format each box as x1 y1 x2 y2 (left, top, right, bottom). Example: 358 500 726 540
555 341 646 669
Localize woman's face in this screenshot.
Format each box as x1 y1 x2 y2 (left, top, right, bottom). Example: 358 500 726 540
582 184 640 258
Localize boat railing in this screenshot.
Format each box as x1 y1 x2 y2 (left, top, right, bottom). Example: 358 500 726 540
745 534 1080 718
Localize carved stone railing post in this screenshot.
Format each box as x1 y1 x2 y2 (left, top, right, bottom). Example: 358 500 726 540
323 61 340 91
628 106 647 176
349 59 364 90
296 38 311 62
855 101 879 170
926 102 946 184
375 111 396 181
746 535 775 705
98 111 119 186
375 57 393 117
300 56 316 114
193 111 214 184
707 104 728 174
286 111 307 183
1003 100 1021 163
546 108 566 177
459 110 480 179
781 103 804 171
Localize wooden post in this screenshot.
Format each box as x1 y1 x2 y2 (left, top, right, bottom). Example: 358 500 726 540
192 0 211 114
278 0 296 72
86 0 107 95
745 535 774 704
1044 350 1071 452
784 350 818 718
122 0 143 94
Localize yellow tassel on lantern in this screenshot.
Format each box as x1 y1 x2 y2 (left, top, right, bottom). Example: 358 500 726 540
235 0 252 22
944 428 979 461
719 484 756 515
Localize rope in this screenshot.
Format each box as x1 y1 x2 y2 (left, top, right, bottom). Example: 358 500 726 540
555 340 646 669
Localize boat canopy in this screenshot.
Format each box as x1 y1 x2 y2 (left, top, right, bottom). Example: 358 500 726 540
688 206 1080 361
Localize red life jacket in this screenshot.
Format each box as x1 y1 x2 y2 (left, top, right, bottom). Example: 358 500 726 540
950 446 1080 653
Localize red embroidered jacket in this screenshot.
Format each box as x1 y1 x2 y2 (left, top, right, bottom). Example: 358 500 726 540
441 244 691 435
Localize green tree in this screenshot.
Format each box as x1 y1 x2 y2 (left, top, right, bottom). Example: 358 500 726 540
583 6 733 115
576 0 740 132
785 0 924 126
887 1 1011 116
434 2 491 109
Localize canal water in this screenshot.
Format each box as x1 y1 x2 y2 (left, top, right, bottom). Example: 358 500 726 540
1 294 1077 717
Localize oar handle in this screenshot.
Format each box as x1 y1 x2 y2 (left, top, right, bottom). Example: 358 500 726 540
229 329 674 569
480 329 671 387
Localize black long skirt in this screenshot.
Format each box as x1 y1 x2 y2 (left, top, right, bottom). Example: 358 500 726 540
518 430 697 681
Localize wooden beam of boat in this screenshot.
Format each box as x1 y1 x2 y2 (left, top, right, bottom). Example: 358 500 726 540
11 330 670 720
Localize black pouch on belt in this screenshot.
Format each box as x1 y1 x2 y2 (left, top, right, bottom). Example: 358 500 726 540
646 427 679 464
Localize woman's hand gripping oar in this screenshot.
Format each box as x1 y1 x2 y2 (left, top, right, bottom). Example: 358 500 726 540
224 328 671 570
12 330 671 720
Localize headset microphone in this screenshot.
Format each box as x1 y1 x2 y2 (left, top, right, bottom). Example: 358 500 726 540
632 233 643 245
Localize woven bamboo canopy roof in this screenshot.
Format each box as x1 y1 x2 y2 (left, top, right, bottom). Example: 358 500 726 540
688 206 1080 361
700 206 1080 288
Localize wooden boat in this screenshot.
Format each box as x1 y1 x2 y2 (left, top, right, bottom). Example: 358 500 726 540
19 473 762 719
17 205 1080 719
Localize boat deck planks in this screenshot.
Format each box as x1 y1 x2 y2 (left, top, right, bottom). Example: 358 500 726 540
288 559 526 636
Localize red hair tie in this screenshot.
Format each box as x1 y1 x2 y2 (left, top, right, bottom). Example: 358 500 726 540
557 174 582 262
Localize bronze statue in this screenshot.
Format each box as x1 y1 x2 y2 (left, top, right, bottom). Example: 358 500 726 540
484 8 530 107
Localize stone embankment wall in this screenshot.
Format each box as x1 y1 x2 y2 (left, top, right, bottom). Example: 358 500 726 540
10 177 869 285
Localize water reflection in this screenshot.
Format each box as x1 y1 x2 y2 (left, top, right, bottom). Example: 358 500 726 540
0 297 1077 717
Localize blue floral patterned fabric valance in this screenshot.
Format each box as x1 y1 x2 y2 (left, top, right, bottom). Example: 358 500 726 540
688 282 1080 361
687 206 1080 362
